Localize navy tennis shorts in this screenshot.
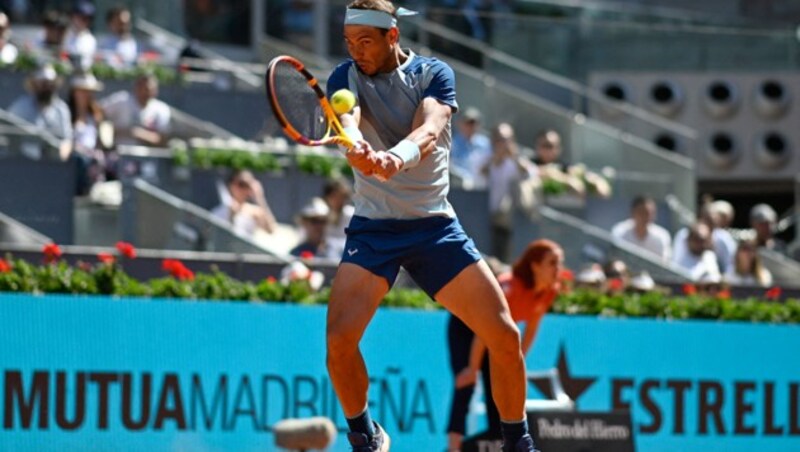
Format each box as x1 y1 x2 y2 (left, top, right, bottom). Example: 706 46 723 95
341 215 482 298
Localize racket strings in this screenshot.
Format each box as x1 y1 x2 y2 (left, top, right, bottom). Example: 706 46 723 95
271 62 329 142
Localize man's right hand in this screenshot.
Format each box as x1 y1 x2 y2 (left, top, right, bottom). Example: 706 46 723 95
346 140 379 176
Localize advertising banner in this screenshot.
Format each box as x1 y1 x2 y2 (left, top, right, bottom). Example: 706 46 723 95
0 294 798 451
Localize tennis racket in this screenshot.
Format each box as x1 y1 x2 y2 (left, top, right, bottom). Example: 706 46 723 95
265 55 354 149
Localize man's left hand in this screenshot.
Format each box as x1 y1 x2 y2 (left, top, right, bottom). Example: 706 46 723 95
372 151 403 181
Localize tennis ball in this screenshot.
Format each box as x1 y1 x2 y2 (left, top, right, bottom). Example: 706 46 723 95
331 89 356 115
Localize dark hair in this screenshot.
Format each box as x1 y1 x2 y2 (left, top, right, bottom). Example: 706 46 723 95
67 87 104 125
631 195 655 211
106 5 130 23
323 177 352 198
42 10 69 29
225 169 251 186
511 239 562 289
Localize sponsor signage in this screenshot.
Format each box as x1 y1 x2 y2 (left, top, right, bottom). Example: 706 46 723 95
0 294 798 451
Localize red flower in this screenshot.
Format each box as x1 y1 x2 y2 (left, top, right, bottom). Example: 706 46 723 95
266 276 277 283
682 283 697 296
0 258 11 273
42 243 62 263
765 286 782 300
607 278 624 291
115 242 137 259
300 251 315 260
559 269 574 282
162 259 194 281
717 289 731 300
97 253 116 264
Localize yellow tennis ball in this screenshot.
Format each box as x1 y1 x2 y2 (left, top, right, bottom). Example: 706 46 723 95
331 89 356 115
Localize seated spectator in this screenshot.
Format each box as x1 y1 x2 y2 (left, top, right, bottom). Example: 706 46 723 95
212 169 278 237
712 199 735 229
533 129 611 198
99 5 138 67
611 195 672 261
0 12 19 65
603 258 630 294
290 197 332 258
750 203 786 253
34 10 69 57
481 122 538 263
673 200 736 273
724 240 773 287
64 1 97 70
100 73 171 146
321 177 354 260
450 107 491 189
673 222 720 281
8 63 73 160
575 263 607 291
67 72 110 195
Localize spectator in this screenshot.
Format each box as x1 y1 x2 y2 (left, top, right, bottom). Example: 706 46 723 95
482 122 538 262
533 129 611 199
0 12 18 65
611 195 672 262
8 63 73 160
750 203 786 253
724 240 773 287
290 197 332 258
712 199 735 229
67 71 109 194
574 263 607 291
450 106 491 189
446 239 564 449
321 177 354 260
673 222 720 281
100 73 171 146
64 0 97 70
99 5 138 67
212 169 278 237
37 10 69 57
673 200 736 273
603 258 630 294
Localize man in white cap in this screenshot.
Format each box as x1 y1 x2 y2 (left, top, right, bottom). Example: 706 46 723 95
750 203 786 253
324 1 539 451
8 63 73 160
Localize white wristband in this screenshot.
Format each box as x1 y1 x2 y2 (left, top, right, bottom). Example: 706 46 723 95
388 139 421 169
343 125 363 143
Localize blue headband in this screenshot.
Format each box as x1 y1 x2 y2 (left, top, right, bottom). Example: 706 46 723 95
344 7 418 29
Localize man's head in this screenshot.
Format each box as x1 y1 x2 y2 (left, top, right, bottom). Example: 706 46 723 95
71 0 96 31
0 12 10 44
491 122 515 156
750 203 777 242
106 5 132 36
534 129 562 164
28 64 60 105
42 10 69 46
298 198 331 245
630 195 656 229
687 222 712 256
323 178 352 212
134 73 158 105
226 170 256 204
458 107 482 137
343 0 400 75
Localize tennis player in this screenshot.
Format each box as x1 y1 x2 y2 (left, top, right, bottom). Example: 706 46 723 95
326 1 539 451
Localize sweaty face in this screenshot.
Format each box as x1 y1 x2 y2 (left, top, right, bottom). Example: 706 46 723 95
344 25 396 75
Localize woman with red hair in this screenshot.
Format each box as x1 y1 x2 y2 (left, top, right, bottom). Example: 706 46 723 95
446 239 564 450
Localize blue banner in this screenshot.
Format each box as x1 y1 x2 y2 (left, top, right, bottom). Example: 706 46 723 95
0 293 798 451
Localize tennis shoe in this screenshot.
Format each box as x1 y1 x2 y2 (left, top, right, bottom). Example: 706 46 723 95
347 421 391 451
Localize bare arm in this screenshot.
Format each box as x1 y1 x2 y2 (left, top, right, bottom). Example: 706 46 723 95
373 98 453 180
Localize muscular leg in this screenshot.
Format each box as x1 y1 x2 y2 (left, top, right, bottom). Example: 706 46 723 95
436 260 527 423
326 263 390 417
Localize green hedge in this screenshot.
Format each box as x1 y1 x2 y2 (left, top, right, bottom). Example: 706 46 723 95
2 253 799 324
